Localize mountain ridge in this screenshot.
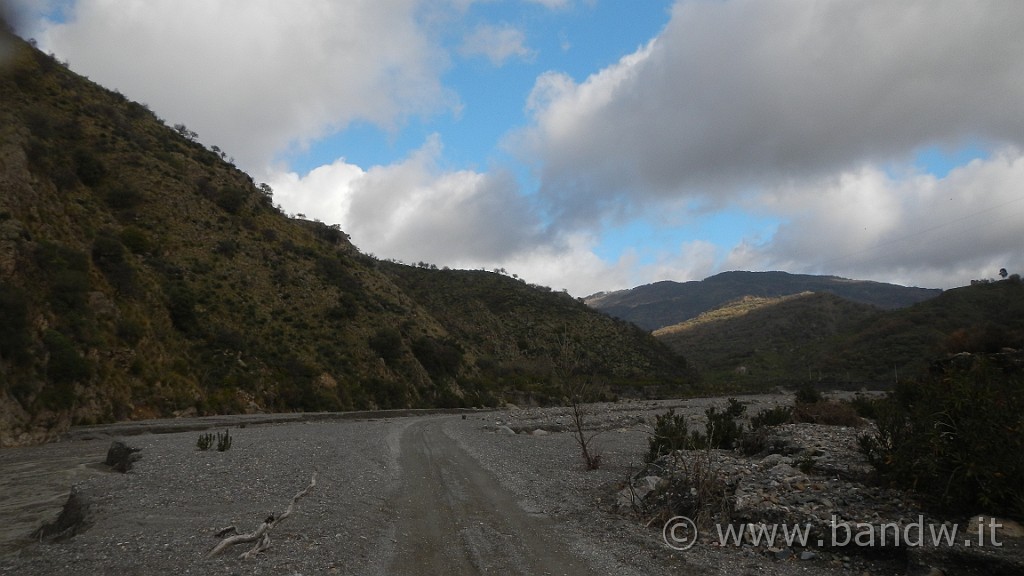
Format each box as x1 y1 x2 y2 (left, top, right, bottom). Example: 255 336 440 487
650 279 1024 388
586 270 941 331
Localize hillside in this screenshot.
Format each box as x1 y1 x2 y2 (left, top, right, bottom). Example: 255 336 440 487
586 270 941 331
0 33 690 445
652 279 1024 389
816 278 1024 382
382 263 691 400
653 292 881 389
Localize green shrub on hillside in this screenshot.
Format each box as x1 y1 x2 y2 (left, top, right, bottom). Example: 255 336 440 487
411 336 463 380
0 283 31 364
41 329 91 410
369 328 403 362
859 358 1024 516
104 183 145 211
92 230 136 296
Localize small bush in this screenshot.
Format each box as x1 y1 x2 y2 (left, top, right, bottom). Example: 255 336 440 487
216 429 232 451
691 398 746 450
104 184 145 211
92 231 136 295
794 385 823 405
0 283 31 363
215 187 248 214
74 149 106 187
845 394 884 420
214 239 238 258
41 330 91 410
369 328 403 362
646 408 690 463
410 336 464 380
197 432 214 451
120 227 152 255
116 317 145 345
657 446 729 529
750 405 793 429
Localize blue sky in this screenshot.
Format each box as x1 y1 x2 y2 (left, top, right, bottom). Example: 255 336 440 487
10 0 1024 295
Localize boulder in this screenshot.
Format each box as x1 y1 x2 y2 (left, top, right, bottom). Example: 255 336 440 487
31 487 93 541
104 440 141 472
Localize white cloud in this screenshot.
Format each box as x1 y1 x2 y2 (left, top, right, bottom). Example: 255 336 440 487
460 23 533 66
726 148 1024 288
33 0 453 175
518 0 1024 227
270 136 545 266
269 159 364 225
16 0 1024 296
523 0 571 9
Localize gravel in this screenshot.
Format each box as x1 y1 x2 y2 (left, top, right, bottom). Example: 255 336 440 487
0 393 974 575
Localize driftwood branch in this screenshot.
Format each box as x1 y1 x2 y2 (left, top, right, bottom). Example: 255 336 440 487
207 470 318 559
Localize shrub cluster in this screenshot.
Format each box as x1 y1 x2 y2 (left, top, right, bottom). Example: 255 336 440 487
197 429 233 452
749 405 793 429
859 358 1024 516
646 398 747 462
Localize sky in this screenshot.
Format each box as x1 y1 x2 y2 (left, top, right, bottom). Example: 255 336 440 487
7 0 1024 296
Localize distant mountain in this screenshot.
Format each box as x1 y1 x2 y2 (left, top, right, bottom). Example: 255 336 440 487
652 279 1024 389
0 33 690 445
586 271 941 331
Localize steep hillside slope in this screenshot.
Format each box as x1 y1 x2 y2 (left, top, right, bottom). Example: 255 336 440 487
817 278 1024 382
0 34 690 445
653 292 880 389
383 263 692 401
653 279 1024 389
587 270 940 331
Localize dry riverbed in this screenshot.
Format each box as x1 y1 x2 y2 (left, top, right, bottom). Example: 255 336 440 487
1 394 1018 575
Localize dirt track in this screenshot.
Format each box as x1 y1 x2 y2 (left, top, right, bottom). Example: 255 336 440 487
1 398 897 575
0 412 646 575
389 418 594 574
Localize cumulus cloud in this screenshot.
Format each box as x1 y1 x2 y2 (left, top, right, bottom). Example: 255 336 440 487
723 148 1024 288
31 0 452 174
460 23 533 66
270 136 545 266
518 0 1024 228
16 0 1024 295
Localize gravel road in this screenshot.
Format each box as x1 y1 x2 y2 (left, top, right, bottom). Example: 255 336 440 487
1 398 886 575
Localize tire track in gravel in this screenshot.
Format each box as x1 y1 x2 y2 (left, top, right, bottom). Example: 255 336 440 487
387 417 596 575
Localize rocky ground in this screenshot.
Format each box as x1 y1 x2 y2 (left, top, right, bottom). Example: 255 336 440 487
1 393 1021 575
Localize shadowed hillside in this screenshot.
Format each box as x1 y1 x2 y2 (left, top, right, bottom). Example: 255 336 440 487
652 279 1024 389
653 292 880 389
0 33 690 445
383 263 692 402
587 270 940 331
